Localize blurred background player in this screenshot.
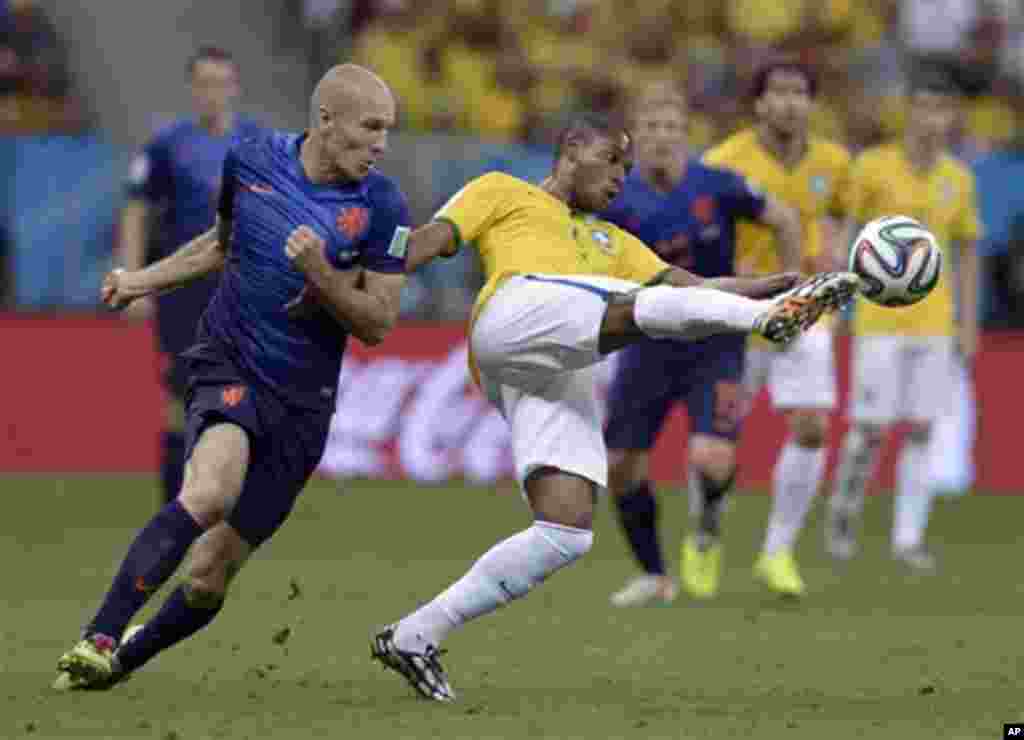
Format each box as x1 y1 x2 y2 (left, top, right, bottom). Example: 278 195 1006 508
826 77 981 571
600 82 803 606
121 46 263 506
703 61 852 598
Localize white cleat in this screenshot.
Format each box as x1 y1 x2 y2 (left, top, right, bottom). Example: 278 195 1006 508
609 575 678 607
893 546 937 573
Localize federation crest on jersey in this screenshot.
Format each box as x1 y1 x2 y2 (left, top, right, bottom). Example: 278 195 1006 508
692 195 715 224
810 175 829 196
336 206 369 240
590 228 614 255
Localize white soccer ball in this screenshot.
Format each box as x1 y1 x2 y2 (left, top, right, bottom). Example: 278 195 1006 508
848 215 942 307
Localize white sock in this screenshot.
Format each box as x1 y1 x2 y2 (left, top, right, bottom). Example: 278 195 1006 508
393 521 593 653
763 442 826 556
633 286 763 340
893 439 931 552
830 427 880 519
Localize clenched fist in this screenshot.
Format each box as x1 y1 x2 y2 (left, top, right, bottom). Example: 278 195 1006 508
285 225 327 276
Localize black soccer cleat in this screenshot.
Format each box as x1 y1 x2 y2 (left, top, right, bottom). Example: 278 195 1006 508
371 625 455 702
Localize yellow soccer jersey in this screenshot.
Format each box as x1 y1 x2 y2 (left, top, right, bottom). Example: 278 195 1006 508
703 128 852 275
846 143 982 336
435 171 670 324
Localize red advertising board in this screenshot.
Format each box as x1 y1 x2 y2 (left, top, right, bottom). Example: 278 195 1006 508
0 315 1019 493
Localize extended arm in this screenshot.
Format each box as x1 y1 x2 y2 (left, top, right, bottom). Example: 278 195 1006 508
405 221 459 271
102 217 231 309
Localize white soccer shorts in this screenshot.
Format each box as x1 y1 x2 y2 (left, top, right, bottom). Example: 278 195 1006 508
848 335 955 424
471 273 642 489
743 327 836 411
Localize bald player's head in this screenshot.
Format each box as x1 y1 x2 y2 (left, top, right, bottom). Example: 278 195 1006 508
306 64 396 184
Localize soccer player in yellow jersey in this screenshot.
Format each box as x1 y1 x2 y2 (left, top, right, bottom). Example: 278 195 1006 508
369 112 858 701
702 62 852 598
826 79 981 571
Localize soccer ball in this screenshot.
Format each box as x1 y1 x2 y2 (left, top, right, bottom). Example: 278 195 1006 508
849 216 942 307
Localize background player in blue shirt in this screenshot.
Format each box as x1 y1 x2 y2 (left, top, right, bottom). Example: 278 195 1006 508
55 64 410 690
121 46 263 506
602 83 803 607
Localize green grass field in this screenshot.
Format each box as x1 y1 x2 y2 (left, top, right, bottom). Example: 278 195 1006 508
1 476 1019 739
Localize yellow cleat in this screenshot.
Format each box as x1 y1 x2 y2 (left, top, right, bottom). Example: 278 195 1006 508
680 536 721 599
754 549 806 598
53 634 117 691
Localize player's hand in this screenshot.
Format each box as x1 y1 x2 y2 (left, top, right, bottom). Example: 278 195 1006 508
101 268 147 311
285 225 327 276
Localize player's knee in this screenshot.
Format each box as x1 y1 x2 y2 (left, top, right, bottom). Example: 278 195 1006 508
179 477 231 525
689 438 736 483
787 410 829 448
906 422 932 444
607 450 647 495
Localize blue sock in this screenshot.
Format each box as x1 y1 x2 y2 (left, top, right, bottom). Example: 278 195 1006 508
116 585 222 674
87 500 203 641
160 431 186 506
614 481 665 575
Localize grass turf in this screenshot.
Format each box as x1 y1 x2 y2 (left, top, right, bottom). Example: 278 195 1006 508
0 475 1018 739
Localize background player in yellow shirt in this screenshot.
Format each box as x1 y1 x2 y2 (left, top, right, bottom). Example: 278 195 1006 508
369 112 858 701
826 79 981 571
702 61 852 598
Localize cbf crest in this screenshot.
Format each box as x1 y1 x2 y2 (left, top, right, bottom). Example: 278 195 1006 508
810 175 829 198
589 227 615 255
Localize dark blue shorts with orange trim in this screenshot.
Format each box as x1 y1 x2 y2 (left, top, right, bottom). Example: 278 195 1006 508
604 335 745 450
182 345 332 548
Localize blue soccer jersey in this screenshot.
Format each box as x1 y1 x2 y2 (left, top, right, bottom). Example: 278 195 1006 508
126 116 264 354
603 160 766 279
190 131 410 410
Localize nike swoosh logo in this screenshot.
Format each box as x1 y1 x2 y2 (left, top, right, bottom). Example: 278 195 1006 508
246 183 275 195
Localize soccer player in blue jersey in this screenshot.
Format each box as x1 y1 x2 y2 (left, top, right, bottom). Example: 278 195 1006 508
54 64 410 690
120 46 263 506
602 83 803 606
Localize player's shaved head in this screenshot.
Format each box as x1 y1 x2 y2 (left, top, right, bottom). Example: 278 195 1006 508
303 64 396 184
310 63 393 125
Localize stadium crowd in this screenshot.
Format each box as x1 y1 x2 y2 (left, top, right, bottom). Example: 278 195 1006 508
343 0 1024 156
